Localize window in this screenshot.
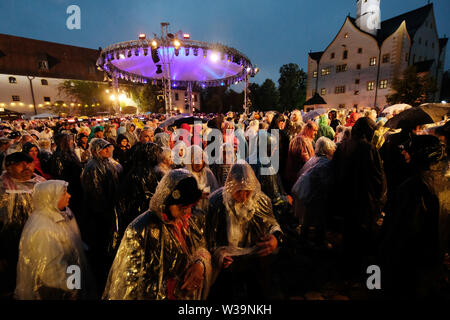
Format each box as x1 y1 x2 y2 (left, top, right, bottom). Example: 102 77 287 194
331 52 335 59
321 88 326 95
335 86 346 94
358 48 363 54
355 79 360 84
38 60 49 70
321 67 331 76
313 71 318 78
12 95 20 101
43 97 51 102
343 50 348 60
344 33 349 39
382 54 390 63
9 77 17 84
418 38 422 45
336 64 348 73
369 57 377 66
194 95 198 102
338 104 346 109
367 81 375 91
354 90 360 95
379 80 388 89
41 79 48 85
175 93 179 101
356 64 361 70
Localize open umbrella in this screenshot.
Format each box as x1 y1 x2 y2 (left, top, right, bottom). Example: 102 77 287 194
381 104 412 116
303 109 328 122
384 103 450 129
159 115 206 127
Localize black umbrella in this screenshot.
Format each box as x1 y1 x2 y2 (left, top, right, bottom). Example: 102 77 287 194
159 115 207 127
384 104 450 129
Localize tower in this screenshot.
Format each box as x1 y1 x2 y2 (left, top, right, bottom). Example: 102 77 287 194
356 0 381 35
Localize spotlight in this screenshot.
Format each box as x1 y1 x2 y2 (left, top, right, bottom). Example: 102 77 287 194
127 50 132 58
203 48 208 58
151 48 160 63
143 48 148 56
139 33 146 40
193 47 199 56
210 52 219 62
134 48 139 56
151 40 158 48
175 48 180 56
185 47 190 56
173 39 181 48
156 65 162 74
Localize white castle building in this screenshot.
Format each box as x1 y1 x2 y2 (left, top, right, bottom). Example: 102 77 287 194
306 1 447 110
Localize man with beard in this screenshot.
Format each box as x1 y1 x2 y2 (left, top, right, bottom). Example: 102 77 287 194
206 162 283 300
0 152 46 298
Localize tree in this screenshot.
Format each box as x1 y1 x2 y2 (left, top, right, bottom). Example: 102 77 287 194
200 86 227 113
128 84 165 113
278 63 307 111
258 79 280 111
223 89 244 113
386 66 438 107
248 83 262 111
58 80 112 116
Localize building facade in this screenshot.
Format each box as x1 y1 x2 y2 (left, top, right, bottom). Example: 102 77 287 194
0 33 199 115
306 2 447 110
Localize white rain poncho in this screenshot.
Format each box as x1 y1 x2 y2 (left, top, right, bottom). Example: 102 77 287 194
206 162 282 275
103 169 212 300
184 145 219 212
15 180 94 300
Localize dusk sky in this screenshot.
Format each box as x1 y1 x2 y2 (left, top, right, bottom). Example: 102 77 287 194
1 0 449 89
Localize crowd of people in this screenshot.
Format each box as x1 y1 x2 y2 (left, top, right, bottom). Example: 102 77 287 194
0 106 449 300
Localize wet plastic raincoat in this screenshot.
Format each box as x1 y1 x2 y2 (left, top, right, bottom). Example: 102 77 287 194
80 138 122 293
185 145 219 212
15 180 95 300
206 162 282 299
115 142 162 237
0 171 46 295
103 169 212 300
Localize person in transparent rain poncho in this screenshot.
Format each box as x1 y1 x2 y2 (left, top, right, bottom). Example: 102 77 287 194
184 145 219 212
206 162 283 300
15 180 95 300
103 169 212 300
0 152 46 297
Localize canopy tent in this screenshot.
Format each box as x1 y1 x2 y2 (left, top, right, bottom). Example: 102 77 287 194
0 108 24 121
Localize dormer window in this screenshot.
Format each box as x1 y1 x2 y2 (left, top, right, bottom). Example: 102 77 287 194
9 77 17 84
38 60 49 70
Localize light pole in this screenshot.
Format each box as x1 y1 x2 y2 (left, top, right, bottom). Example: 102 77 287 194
27 76 37 115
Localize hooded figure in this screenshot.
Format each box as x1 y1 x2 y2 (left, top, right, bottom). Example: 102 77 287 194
15 180 95 300
103 169 212 300
315 114 335 142
115 142 162 237
331 117 387 280
49 133 84 221
0 152 46 297
22 142 51 180
123 122 138 147
184 145 219 212
80 138 122 295
206 162 282 300
379 135 445 299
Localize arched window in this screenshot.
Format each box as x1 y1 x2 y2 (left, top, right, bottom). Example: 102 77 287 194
9 77 17 84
